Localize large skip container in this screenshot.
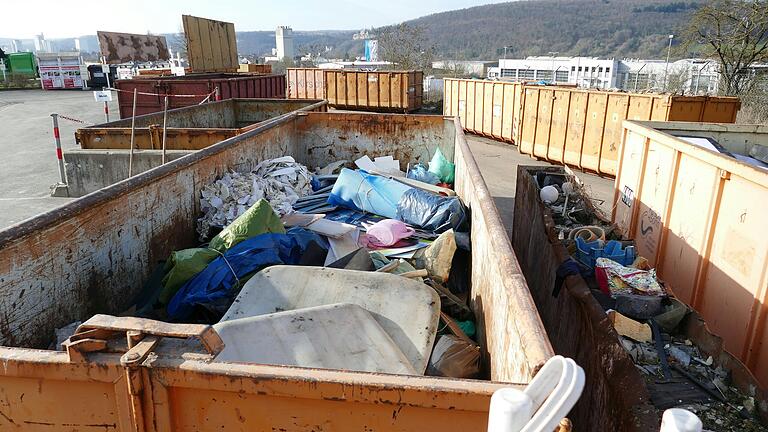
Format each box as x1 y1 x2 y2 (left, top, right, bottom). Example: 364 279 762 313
612 121 768 388
325 70 423 112
514 165 768 428
66 99 326 197
115 73 286 118
0 112 554 431
443 78 742 176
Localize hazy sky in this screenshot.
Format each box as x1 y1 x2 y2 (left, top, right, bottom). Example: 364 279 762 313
3 0 510 39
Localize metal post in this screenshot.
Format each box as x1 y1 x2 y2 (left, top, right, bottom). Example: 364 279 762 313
161 96 168 164
635 64 647 91
695 61 711 94
663 34 674 91
128 88 137 177
50 114 66 184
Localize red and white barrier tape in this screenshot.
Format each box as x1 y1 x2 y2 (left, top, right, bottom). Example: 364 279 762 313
56 114 93 125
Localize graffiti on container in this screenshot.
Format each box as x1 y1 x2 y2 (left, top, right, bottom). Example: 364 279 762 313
639 208 661 254
97 31 169 64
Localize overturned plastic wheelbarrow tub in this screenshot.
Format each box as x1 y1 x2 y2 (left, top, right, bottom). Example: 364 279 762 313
0 112 556 431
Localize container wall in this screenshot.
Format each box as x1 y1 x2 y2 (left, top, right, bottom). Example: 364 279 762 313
116 74 287 118
324 70 423 112
286 68 326 99
453 118 553 382
443 79 523 143
0 342 514 431
64 150 194 197
511 166 658 432
612 121 768 387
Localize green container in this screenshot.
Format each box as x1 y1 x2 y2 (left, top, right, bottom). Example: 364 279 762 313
7 53 37 76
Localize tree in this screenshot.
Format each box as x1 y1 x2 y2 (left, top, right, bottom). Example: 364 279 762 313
376 23 435 71
683 0 768 96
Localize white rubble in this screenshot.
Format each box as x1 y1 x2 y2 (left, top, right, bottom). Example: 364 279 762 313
197 156 312 239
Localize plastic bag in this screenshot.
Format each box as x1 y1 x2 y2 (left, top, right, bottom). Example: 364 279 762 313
396 188 467 233
428 148 455 184
328 168 412 219
407 164 440 185
427 335 481 378
412 229 457 283
160 248 219 305
208 199 285 252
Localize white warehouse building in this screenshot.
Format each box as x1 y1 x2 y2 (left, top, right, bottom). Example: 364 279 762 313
488 56 720 94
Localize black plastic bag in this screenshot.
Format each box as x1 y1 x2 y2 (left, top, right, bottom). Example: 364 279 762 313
396 188 467 233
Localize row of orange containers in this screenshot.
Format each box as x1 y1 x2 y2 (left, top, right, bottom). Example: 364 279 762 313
443 78 741 176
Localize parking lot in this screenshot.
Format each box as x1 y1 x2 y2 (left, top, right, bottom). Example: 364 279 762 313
0 88 118 228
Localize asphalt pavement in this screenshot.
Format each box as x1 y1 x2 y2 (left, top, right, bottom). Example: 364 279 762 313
0 88 118 228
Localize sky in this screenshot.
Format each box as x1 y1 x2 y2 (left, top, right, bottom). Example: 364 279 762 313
2 0 510 39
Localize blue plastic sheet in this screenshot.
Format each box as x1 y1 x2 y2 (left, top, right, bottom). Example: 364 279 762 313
327 168 412 219
396 188 467 233
166 228 328 321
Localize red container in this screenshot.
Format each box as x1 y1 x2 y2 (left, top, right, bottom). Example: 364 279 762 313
115 73 286 118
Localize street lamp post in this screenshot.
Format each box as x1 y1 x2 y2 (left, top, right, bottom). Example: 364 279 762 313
548 52 559 82
663 34 674 91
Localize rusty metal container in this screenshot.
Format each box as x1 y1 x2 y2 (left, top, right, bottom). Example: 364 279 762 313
612 120 768 388
325 70 423 112
115 73 286 118
0 112 553 430
443 78 742 177
513 165 768 428
239 64 272 74
76 98 326 150
66 99 326 197
287 67 326 99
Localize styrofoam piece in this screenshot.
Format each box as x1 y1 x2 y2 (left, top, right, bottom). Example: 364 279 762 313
220 266 441 373
213 303 417 375
660 409 703 432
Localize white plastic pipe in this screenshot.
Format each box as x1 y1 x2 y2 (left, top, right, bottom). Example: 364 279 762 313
487 388 533 432
660 409 702 432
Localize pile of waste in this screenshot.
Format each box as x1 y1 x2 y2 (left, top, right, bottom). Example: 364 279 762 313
60 149 482 380
534 170 767 431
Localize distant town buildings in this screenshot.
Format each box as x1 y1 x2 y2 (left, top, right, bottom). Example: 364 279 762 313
487 56 727 94
275 26 295 61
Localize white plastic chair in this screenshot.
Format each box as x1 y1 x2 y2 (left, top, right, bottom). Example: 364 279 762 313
488 355 585 432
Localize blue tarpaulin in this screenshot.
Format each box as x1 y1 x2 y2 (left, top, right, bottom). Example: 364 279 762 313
167 228 327 321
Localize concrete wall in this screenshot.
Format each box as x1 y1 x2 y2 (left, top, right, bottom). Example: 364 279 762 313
64 149 194 197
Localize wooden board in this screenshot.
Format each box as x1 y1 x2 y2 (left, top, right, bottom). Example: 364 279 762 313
182 15 238 73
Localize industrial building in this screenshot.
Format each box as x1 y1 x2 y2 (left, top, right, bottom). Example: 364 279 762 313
275 26 295 61
487 56 722 94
